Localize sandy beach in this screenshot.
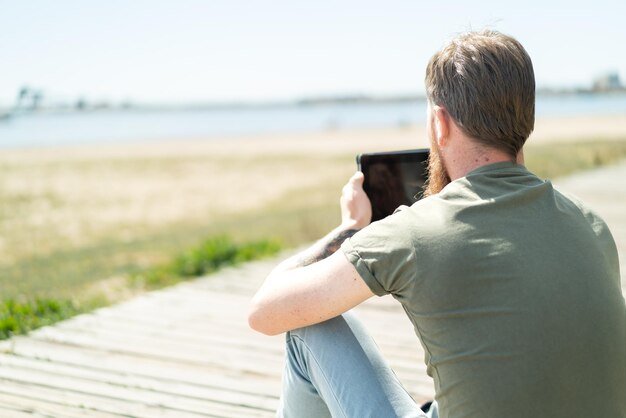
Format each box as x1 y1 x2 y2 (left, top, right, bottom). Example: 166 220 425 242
1 113 625 300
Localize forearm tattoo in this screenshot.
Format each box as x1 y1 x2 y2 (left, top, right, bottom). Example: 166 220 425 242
294 228 359 267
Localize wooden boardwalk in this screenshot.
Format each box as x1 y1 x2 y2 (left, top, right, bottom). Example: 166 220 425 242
1 162 625 417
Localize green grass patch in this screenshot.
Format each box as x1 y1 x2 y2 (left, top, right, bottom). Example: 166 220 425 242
130 235 283 289
0 298 87 340
0 235 281 340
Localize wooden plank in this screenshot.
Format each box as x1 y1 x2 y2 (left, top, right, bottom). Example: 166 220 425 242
53 313 284 354
33 321 284 364
0 354 279 412
0 390 124 418
0 380 197 418
27 327 284 378
0 367 268 418
2 337 282 396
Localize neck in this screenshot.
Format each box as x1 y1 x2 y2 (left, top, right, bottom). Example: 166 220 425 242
442 138 516 181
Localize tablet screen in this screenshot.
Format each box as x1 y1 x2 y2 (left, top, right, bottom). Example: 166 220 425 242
357 149 429 222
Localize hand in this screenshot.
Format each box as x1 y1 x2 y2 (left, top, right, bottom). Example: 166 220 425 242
340 172 372 230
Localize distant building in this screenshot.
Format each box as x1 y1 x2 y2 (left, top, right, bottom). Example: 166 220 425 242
592 72 623 92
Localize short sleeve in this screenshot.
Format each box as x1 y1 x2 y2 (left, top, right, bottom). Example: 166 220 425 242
340 211 418 297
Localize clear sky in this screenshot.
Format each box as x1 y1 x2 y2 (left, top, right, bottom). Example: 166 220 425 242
1 0 625 106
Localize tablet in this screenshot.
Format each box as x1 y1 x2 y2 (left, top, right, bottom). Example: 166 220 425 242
356 149 429 222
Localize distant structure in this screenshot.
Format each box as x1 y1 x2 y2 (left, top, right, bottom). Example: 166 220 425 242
592 72 623 92
12 86 44 112
75 98 88 111
16 86 29 109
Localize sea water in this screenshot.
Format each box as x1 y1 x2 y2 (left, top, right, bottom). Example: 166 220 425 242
1 94 625 149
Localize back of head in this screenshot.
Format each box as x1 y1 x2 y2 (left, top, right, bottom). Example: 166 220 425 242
425 30 535 157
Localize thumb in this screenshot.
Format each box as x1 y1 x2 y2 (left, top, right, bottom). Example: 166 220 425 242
350 171 365 188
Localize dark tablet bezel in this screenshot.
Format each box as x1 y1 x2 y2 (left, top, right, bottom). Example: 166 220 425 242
356 148 430 222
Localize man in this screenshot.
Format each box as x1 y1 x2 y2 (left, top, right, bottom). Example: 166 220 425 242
248 30 626 418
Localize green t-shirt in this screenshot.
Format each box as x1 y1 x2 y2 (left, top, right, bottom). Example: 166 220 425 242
341 162 626 418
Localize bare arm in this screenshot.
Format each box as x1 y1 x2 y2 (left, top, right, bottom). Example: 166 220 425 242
248 172 374 335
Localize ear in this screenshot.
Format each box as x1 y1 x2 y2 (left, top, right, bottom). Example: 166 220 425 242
432 105 450 148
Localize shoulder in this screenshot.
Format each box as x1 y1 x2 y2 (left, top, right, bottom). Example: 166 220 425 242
553 189 619 268
554 189 613 236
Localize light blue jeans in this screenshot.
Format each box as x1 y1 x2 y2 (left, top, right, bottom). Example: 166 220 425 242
276 311 438 418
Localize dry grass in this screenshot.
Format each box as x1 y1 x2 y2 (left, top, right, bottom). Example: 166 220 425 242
0 143 355 301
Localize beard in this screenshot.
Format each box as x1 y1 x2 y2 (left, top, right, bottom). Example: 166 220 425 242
423 140 451 198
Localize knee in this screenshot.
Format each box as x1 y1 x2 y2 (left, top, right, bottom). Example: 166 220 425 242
286 313 354 346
